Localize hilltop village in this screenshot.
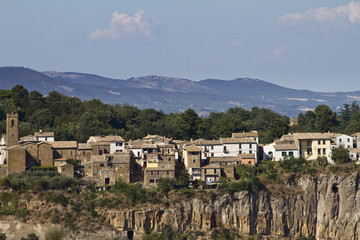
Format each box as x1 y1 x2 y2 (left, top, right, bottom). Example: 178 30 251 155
1 113 359 188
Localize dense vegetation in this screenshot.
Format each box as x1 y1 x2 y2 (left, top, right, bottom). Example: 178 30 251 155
1 85 359 144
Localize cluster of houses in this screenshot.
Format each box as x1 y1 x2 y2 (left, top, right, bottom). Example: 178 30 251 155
1 113 360 188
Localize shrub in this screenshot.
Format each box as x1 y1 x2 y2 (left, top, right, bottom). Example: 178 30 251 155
3 171 81 192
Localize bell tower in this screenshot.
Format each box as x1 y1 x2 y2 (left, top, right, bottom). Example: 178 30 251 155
6 113 19 148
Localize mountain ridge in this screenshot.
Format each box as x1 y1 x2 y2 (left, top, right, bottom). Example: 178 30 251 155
1 66 359 116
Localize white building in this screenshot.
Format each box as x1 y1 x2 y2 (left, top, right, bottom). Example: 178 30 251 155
0 135 6 164
336 134 353 149
35 131 55 142
87 135 125 154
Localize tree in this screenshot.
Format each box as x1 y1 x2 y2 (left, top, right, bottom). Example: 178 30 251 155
331 146 350 164
21 233 39 240
0 233 6 240
177 170 190 188
314 105 337 132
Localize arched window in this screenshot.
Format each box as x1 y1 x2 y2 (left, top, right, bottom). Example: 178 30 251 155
11 119 14 127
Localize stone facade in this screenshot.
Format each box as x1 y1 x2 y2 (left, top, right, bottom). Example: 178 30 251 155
7 145 26 174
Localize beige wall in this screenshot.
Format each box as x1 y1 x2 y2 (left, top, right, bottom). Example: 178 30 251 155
300 139 331 161
184 150 201 169
144 169 175 188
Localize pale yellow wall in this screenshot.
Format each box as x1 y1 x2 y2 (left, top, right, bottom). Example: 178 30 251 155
300 139 331 160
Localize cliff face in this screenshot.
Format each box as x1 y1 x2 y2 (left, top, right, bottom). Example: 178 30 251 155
103 173 360 240
1 173 360 239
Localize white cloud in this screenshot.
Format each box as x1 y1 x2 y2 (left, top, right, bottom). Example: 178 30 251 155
272 45 290 57
90 10 160 40
279 1 360 27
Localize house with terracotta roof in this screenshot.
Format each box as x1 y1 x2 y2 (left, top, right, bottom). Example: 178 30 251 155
87 135 125 154
50 141 78 166
183 145 202 181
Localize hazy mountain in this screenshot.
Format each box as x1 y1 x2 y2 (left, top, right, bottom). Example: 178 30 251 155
1 66 360 116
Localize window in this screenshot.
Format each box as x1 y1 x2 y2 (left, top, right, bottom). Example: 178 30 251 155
282 152 286 156
323 149 326 155
289 152 293 156
98 150 102 155
100 163 104 167
239 144 242 149
249 144 252 149
193 159 196 163
168 157 171 161
211 153 214 157
116 142 123 146
348 138 350 142
168 149 170 153
340 138 342 142
211 145 214 150
318 140 321 145
323 140 326 144
223 146 227 152
249 150 252 154
151 171 153 175
318 149 321 155
248 161 251 165
11 119 14 127
268 151 273 157
166 171 169 175
150 179 154 183
137 151 140 157
307 148 312 155
307 140 311 146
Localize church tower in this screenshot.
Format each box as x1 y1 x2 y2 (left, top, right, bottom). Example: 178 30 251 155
6 113 19 148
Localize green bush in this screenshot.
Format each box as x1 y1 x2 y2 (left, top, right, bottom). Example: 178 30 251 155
44 192 68 207
2 171 81 192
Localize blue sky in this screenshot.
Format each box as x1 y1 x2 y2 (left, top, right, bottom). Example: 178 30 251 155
1 0 359 91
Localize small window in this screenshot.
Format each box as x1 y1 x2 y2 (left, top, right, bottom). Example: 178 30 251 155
166 171 169 175
268 151 273 157
249 150 252 154
249 143 252 149
11 119 14 127
248 161 251 165
348 138 350 142
289 152 294 156
239 144 242 149
100 163 104 167
340 139 342 142
323 149 326 155
318 149 321 155
323 140 326 144
211 153 214 157
211 145 214 150
150 179 154 183
318 140 321 145
137 151 140 156
193 159 196 163
239 150 242 154
168 157 171 161
282 152 286 156
151 171 153 175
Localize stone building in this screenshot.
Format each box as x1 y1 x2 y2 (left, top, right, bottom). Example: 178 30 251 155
6 113 19 148
84 152 134 186
51 141 78 166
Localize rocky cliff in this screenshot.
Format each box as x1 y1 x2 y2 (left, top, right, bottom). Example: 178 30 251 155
1 173 360 239
102 173 360 240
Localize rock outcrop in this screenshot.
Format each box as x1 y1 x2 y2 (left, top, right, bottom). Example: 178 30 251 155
102 173 360 240
2 173 360 239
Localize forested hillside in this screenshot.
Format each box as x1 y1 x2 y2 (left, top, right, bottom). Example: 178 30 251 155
1 85 359 144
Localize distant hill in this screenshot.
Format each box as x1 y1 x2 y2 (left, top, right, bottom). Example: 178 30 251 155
1 66 360 116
